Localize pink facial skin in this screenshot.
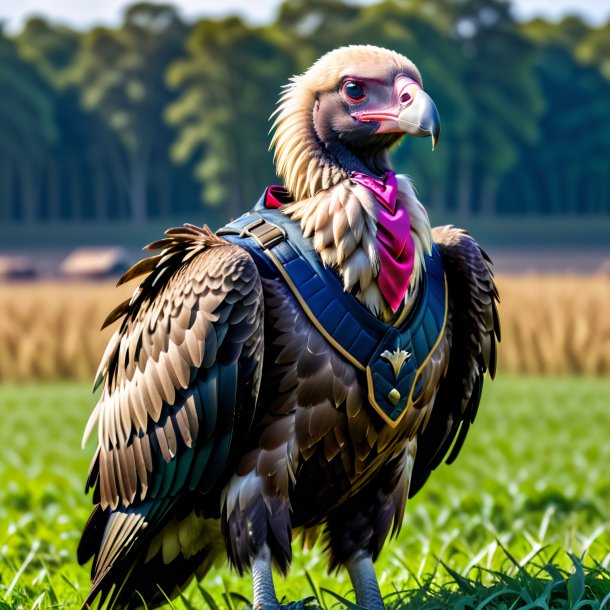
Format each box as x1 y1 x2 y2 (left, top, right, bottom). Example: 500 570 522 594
350 75 421 134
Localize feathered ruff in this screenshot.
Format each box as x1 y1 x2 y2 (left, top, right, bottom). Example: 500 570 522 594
284 174 432 321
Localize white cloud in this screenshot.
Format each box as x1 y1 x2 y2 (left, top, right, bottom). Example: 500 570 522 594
0 0 280 32
2 0 608 34
511 0 610 23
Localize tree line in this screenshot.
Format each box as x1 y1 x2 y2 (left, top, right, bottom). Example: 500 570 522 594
1 0 610 225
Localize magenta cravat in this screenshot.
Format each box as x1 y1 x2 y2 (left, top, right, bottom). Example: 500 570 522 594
352 171 415 312
264 173 415 312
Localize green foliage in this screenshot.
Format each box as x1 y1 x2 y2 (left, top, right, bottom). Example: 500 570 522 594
2 0 610 224
64 4 192 223
575 21 610 80
166 18 296 216
0 377 609 608
16 18 81 86
12 19 133 223
0 31 58 151
386 555 610 608
506 22 610 215
0 27 58 223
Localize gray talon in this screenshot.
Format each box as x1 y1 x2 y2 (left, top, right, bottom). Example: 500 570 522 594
277 597 318 610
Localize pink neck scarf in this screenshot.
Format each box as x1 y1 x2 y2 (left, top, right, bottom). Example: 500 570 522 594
352 171 415 312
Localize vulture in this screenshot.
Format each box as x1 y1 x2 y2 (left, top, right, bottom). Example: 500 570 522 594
78 45 500 610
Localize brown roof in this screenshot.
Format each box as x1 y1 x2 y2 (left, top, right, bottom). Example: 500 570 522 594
60 247 131 279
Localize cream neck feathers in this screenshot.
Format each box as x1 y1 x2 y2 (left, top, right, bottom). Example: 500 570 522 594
284 174 432 322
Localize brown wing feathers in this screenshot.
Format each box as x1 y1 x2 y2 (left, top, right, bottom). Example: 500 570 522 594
83 225 262 509
409 225 500 497
78 224 264 608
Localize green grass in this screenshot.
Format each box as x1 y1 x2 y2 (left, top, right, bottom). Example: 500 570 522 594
1 377 609 609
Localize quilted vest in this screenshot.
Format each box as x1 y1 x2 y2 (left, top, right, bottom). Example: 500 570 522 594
217 189 447 428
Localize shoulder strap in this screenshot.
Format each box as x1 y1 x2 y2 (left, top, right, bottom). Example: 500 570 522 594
218 209 388 370
218 208 448 427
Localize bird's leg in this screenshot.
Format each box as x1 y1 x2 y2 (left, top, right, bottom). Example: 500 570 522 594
346 550 384 610
251 544 316 610
252 544 279 610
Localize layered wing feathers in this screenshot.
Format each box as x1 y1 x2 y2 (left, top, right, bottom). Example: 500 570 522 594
78 225 264 607
409 225 500 497
83 225 264 511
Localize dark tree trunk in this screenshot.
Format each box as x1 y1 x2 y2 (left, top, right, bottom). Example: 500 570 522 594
480 176 498 217
159 168 171 217
129 157 148 224
229 177 243 221
547 161 561 214
0 157 13 222
19 161 39 223
70 163 82 220
566 165 579 215
457 156 473 216
48 159 61 221
92 159 108 221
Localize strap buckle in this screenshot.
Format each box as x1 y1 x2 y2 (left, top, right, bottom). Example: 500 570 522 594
240 217 286 249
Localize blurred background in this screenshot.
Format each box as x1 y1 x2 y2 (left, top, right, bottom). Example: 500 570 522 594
2 0 610 265
1 0 610 608
1 0 610 378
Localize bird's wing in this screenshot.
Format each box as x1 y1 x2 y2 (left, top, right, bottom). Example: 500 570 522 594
77 224 264 605
409 225 500 497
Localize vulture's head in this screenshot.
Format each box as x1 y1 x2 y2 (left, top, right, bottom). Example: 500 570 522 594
271 45 440 200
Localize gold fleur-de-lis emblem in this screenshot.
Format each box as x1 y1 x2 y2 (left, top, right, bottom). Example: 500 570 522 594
381 348 411 379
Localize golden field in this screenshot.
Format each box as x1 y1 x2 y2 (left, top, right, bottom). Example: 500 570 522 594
0 281 134 382
1 274 609 381
498 274 610 375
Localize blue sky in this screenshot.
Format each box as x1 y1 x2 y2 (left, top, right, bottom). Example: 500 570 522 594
1 0 609 32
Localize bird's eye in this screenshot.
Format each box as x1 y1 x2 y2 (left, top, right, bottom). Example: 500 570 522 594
343 81 366 102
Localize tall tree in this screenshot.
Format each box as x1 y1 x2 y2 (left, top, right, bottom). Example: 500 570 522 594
0 27 58 222
16 17 80 85
275 0 361 66
66 3 188 223
3 0 609 224
167 17 297 219
502 19 610 214
415 0 543 215
575 20 610 80
16 18 129 222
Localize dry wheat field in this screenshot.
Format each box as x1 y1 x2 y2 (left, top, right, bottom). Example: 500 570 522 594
1 274 609 381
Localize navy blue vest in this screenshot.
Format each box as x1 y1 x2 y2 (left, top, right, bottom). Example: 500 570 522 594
218 193 447 428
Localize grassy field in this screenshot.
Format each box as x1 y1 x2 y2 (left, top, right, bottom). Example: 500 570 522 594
0 377 609 609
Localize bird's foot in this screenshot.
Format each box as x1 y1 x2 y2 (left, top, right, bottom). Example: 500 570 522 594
253 596 317 610
276 596 318 610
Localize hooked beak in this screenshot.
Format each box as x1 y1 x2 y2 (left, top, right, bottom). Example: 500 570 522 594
353 80 441 150
397 88 441 150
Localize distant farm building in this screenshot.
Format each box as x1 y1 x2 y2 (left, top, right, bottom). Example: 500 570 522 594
0 255 38 280
60 247 131 280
